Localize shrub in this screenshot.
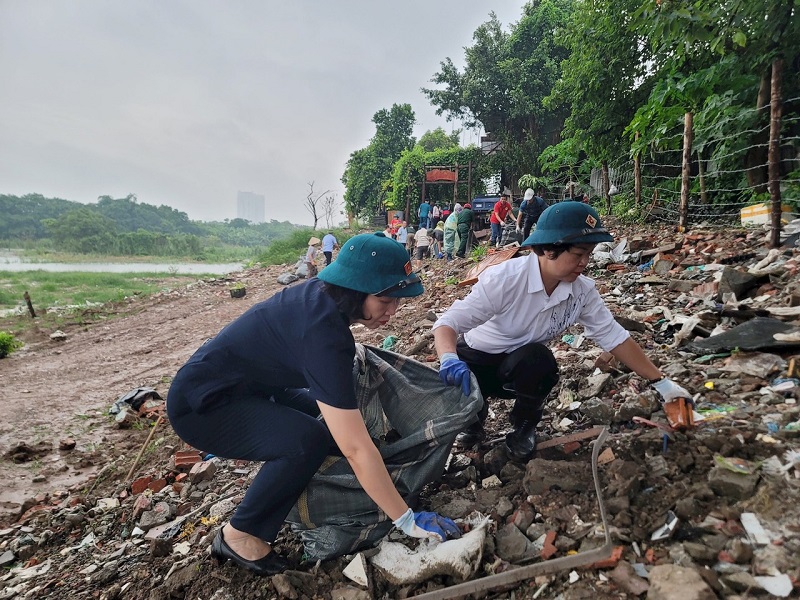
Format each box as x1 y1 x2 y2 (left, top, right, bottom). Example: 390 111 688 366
0 332 22 359
256 228 352 266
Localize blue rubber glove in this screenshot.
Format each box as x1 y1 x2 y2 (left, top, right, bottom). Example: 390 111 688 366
439 352 471 396
393 508 461 541
651 378 692 403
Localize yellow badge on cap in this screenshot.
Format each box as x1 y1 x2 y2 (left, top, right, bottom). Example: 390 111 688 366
403 261 412 275
585 214 597 228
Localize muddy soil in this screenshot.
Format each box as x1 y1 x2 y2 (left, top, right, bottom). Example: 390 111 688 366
0 270 290 522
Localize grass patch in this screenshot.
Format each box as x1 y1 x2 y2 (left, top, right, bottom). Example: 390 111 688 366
0 270 216 312
256 228 353 266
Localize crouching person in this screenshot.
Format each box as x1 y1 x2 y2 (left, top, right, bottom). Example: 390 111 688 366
433 203 691 462
167 233 460 576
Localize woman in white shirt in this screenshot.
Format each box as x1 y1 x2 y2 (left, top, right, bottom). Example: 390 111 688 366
433 203 691 461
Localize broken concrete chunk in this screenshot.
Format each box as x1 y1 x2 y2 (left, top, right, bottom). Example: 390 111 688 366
342 553 368 587
495 523 535 563
523 459 590 495
647 564 717 600
686 317 800 354
707 467 759 500
579 373 612 400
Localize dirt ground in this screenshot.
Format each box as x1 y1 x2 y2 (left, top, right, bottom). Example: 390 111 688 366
0 271 292 522
1 223 799 599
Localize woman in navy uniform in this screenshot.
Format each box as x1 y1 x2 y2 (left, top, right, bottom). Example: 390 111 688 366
167 233 459 576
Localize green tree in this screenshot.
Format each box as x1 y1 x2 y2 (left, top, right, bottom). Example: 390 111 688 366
545 0 653 196
423 2 574 183
385 145 487 211
628 0 799 204
341 104 416 218
416 127 461 152
43 208 117 253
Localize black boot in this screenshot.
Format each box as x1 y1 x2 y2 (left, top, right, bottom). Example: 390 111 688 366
455 421 485 448
505 405 544 462
504 419 539 462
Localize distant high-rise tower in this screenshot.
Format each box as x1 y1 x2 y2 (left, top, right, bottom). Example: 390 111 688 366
236 191 265 223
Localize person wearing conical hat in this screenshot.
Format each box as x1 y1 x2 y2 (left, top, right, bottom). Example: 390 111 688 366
433 203 692 462
167 233 459 577
305 237 322 277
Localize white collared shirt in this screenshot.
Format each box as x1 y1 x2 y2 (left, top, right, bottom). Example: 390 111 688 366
433 253 630 354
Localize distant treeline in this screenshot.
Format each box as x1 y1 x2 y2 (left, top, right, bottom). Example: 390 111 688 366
0 193 302 258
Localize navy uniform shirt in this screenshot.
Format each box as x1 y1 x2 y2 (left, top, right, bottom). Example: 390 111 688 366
169 278 357 413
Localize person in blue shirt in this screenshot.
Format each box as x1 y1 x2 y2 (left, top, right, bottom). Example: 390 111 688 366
321 232 339 266
418 199 432 229
515 188 549 241
167 233 459 576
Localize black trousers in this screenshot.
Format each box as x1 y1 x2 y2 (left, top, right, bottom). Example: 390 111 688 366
455 224 470 257
323 251 333 265
456 339 559 423
521 217 535 241
167 387 332 542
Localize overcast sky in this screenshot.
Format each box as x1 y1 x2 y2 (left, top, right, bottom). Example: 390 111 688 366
1 1 525 226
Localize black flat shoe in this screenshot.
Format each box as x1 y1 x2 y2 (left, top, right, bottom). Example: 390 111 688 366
211 530 289 576
455 422 485 448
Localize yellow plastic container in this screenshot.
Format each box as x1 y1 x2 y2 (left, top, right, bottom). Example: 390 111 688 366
740 203 794 226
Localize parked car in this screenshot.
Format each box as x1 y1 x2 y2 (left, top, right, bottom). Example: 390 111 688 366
469 195 502 231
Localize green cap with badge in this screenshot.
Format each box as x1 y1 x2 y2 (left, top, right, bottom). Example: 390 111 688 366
522 202 613 246
318 232 423 297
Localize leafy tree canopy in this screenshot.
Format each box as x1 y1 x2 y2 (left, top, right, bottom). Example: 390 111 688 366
416 127 461 153
341 104 416 218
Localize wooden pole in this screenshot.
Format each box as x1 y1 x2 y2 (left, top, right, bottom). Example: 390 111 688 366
698 148 708 204
23 291 36 318
420 169 427 226
125 415 164 482
679 111 693 231
768 57 784 248
634 132 642 206
453 164 459 209
467 161 473 205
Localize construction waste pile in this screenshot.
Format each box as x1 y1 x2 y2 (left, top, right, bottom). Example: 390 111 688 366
1 218 799 600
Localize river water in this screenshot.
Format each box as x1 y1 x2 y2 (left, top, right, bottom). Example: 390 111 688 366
0 253 244 275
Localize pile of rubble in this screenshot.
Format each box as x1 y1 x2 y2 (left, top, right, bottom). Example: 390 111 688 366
1 220 799 599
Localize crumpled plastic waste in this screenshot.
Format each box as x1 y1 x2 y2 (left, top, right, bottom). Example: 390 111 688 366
369 514 490 584
592 238 631 267
109 387 163 415
382 335 397 350
714 454 760 475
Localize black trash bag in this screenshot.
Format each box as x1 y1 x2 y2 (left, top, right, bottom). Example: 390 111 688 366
285 344 483 560
500 222 523 246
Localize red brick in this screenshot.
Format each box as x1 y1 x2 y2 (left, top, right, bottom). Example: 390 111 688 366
132 495 151 519
189 460 217 483
147 479 167 493
588 545 624 569
562 441 581 454
174 450 202 470
131 476 153 495
541 530 557 560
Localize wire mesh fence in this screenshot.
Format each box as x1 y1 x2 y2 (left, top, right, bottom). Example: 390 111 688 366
544 96 800 228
